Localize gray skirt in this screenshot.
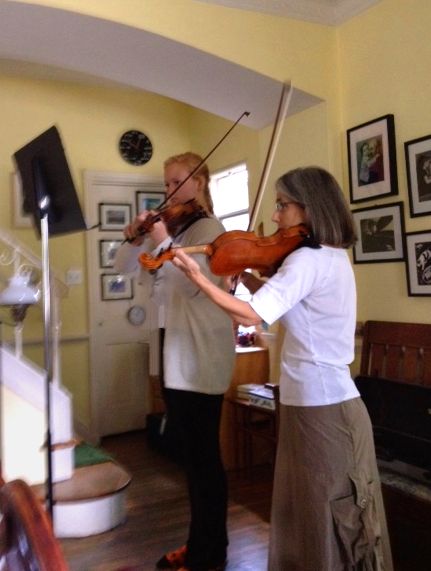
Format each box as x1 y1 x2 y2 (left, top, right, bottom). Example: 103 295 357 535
268 398 393 571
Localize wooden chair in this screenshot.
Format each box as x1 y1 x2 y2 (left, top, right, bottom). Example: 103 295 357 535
360 320 431 386
357 320 431 570
0 479 68 570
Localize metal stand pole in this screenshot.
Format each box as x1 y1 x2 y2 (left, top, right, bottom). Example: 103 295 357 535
40 203 54 521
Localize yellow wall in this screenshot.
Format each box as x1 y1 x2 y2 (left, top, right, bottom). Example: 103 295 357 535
2 0 431 429
338 0 431 323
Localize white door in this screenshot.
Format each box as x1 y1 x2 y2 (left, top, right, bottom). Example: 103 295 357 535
84 170 164 438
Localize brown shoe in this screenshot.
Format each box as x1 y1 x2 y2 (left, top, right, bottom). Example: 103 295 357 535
156 545 187 569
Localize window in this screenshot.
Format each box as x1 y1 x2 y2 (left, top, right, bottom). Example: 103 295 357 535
210 163 249 231
210 163 252 306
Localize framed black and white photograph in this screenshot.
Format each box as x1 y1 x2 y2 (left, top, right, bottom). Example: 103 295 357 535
136 191 164 214
11 172 32 228
99 203 131 231
99 240 123 268
404 134 431 217
101 273 133 301
352 201 405 263
405 230 431 296
347 114 398 204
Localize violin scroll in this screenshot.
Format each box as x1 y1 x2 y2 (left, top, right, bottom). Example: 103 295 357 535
139 248 176 271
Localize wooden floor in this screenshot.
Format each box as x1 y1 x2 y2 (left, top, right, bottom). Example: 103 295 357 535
60 430 272 571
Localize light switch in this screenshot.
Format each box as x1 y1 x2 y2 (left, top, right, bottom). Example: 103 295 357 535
66 268 83 285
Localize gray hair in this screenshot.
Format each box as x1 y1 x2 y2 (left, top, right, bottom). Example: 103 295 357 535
275 166 357 248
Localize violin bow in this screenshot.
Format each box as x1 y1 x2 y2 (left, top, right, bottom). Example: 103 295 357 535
125 110 251 244
230 81 293 294
158 110 250 210
249 81 293 231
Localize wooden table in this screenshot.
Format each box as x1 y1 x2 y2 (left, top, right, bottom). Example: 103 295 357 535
220 346 270 470
226 397 277 476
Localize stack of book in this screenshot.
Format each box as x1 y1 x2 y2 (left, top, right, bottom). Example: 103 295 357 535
236 383 277 411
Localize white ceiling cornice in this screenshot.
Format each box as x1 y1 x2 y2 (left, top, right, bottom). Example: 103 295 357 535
196 0 382 26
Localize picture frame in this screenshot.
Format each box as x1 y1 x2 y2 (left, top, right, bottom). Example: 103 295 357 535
11 172 32 228
347 114 398 204
99 239 123 268
99 203 131 231
405 230 431 296
352 201 405 263
404 133 431 217
101 273 133 300
136 191 164 214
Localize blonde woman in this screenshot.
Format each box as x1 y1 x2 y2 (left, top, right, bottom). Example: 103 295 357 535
115 153 235 571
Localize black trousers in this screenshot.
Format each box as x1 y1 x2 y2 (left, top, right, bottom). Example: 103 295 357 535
164 388 228 570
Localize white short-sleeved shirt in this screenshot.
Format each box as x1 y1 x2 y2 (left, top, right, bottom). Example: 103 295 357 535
249 245 360 407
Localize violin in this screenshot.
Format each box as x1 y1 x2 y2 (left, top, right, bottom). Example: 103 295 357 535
132 199 208 239
139 223 310 277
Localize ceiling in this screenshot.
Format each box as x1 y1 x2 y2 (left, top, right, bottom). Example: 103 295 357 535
0 1 379 129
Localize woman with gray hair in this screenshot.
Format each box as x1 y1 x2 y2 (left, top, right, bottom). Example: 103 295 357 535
173 166 393 571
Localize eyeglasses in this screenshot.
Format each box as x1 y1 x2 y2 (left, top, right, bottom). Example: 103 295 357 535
274 201 296 212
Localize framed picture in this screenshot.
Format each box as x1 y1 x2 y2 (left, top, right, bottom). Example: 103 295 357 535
136 191 164 214
405 231 431 296
99 203 131 231
352 201 405 263
404 134 431 217
11 172 32 228
99 240 123 268
347 114 398 203
101 273 133 300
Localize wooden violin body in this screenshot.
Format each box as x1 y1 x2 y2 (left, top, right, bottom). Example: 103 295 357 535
139 223 309 277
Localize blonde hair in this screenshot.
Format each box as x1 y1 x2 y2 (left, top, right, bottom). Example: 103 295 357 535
164 152 214 214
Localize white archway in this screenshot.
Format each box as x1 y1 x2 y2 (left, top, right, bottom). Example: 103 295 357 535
0 1 322 129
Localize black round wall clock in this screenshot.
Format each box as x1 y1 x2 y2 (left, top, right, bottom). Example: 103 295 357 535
118 130 153 166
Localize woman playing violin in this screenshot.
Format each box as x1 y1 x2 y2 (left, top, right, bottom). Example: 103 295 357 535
114 152 235 571
172 166 393 571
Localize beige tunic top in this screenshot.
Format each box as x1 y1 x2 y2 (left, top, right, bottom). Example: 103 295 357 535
115 216 235 395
